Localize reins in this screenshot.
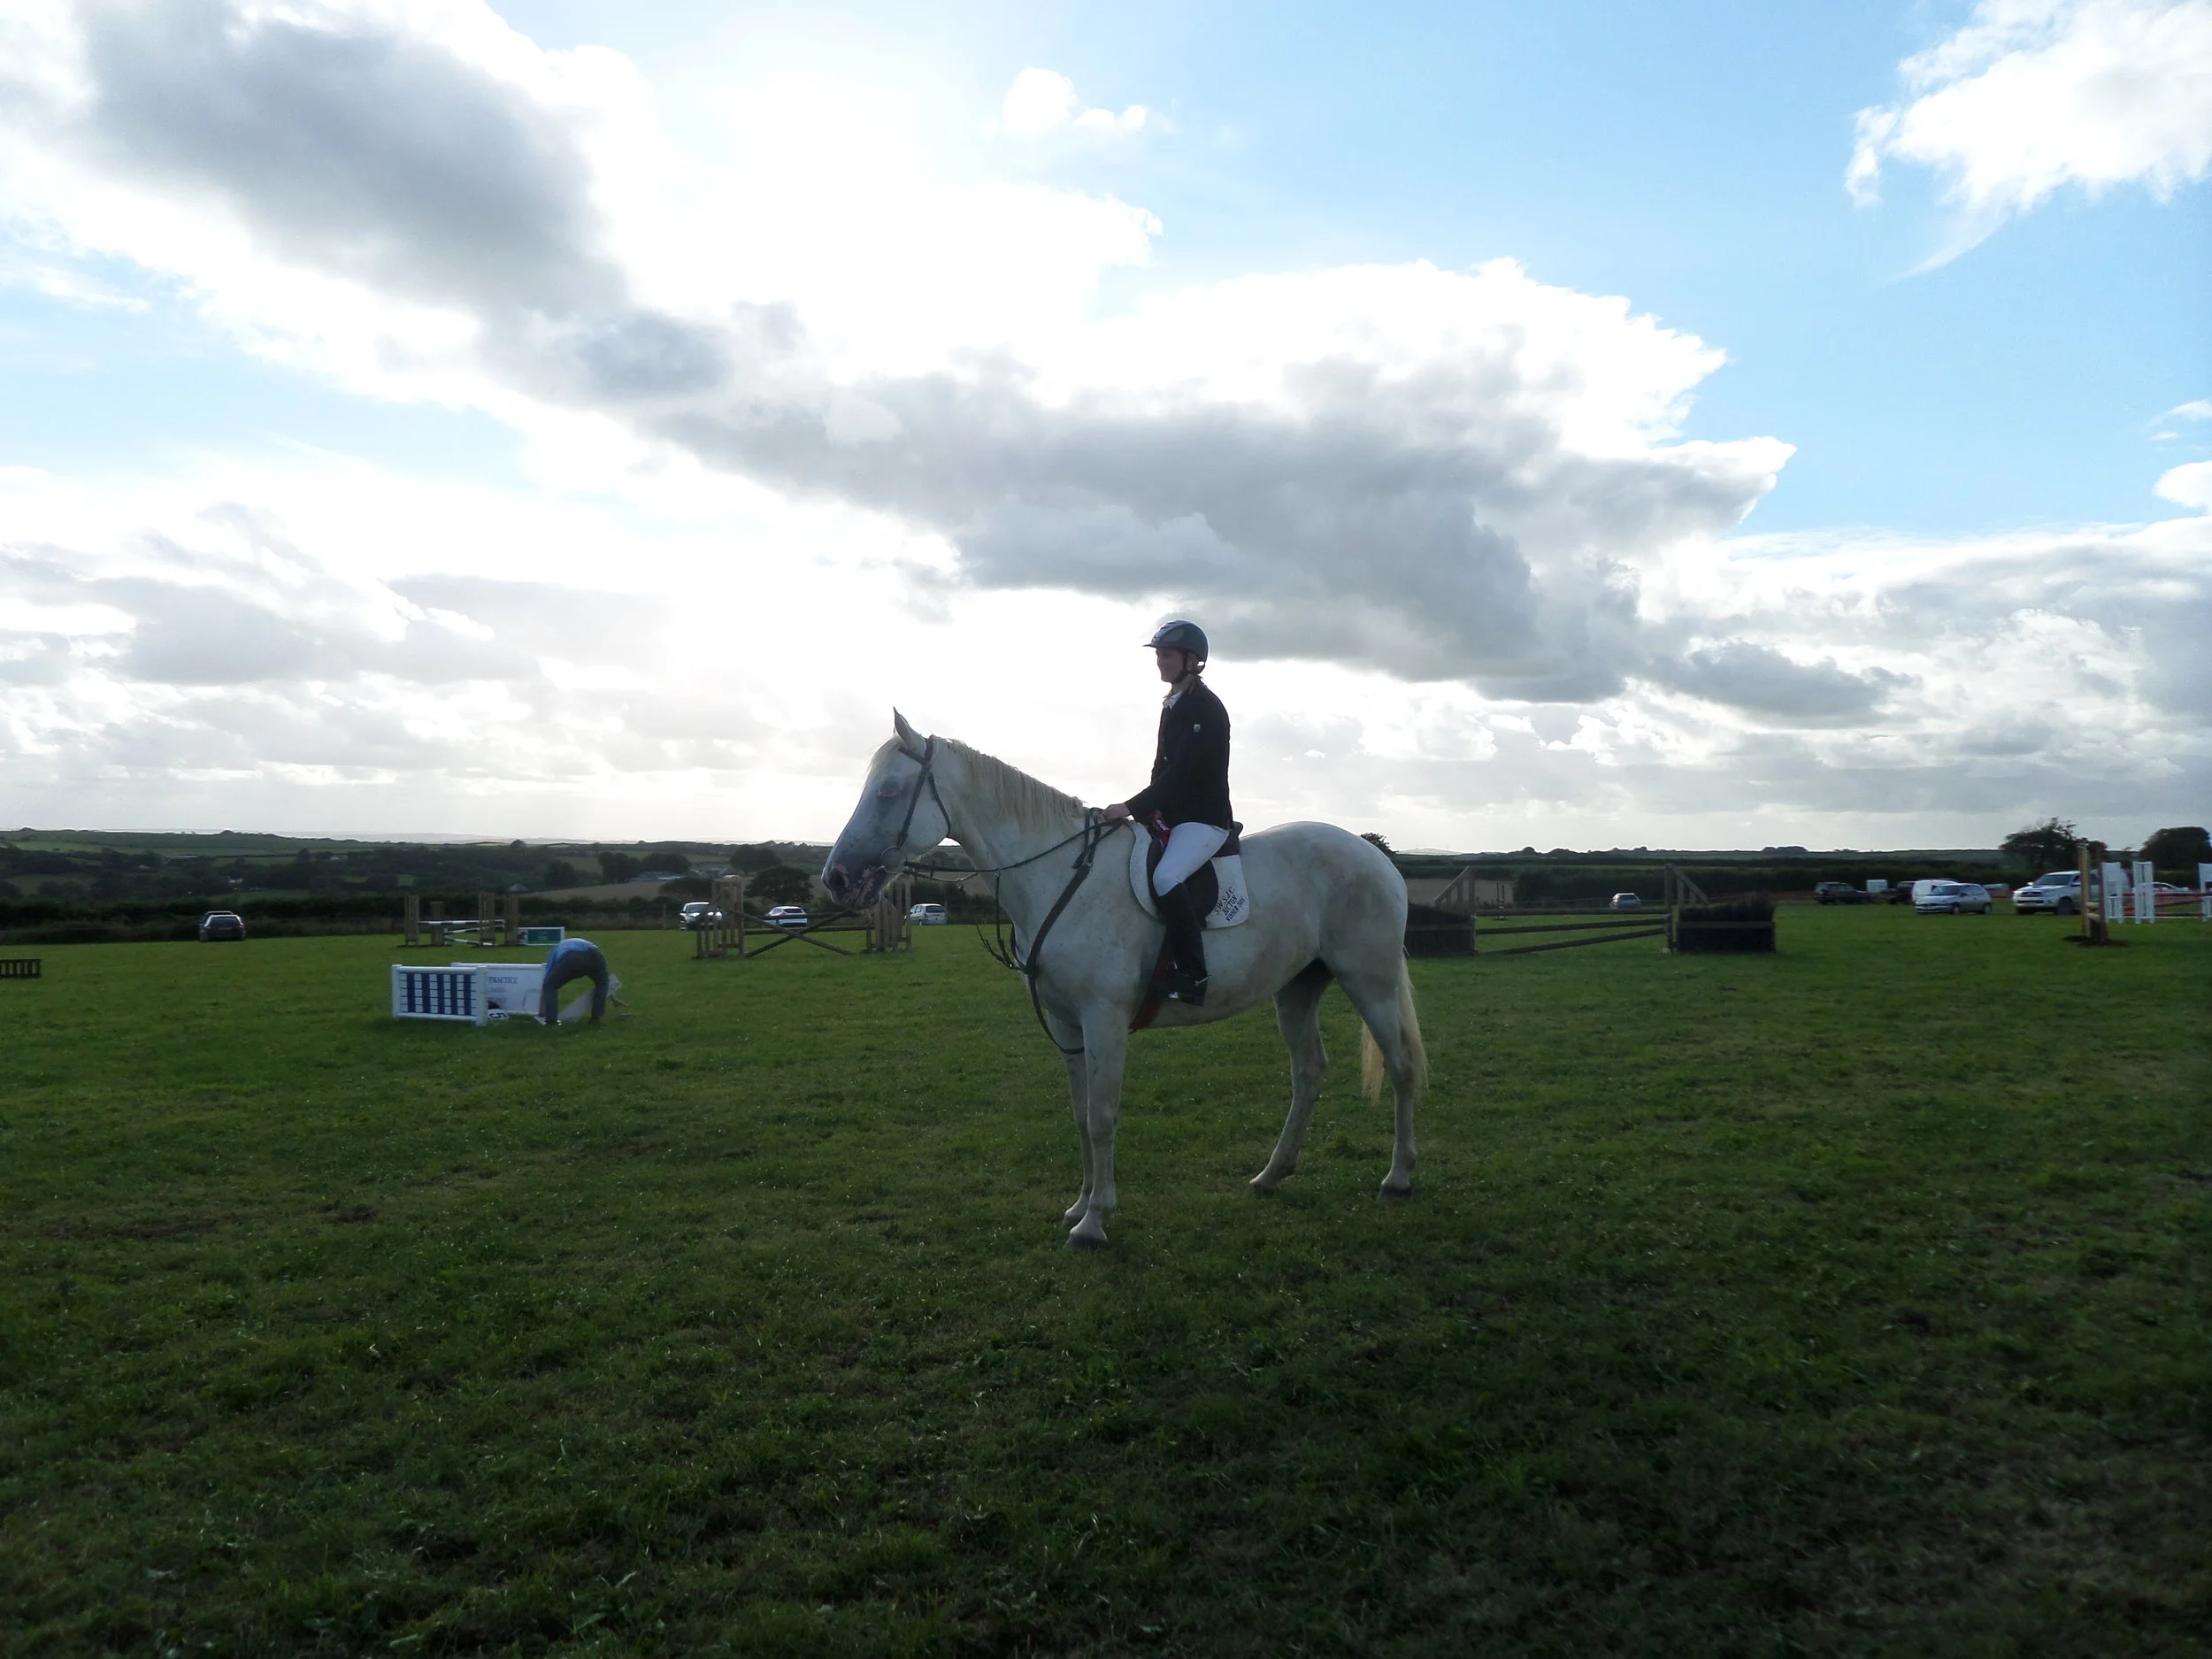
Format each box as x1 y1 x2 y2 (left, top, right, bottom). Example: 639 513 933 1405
995 810 1113 1057
885 733 1116 1058
905 823 1097 883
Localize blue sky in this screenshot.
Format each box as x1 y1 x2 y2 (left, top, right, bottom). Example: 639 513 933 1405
0 0 2206 847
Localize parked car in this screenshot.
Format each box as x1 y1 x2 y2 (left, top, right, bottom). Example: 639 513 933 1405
679 900 715 929
1608 893 1641 911
764 905 809 929
908 902 948 925
1916 880 1992 915
197 910 246 941
1813 881 1871 904
2013 871 2081 915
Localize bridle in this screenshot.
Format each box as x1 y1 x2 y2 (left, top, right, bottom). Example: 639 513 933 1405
872 734 949 875
876 732 1111 1059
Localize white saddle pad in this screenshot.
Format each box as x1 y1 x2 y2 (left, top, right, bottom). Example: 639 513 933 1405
1128 833 1250 929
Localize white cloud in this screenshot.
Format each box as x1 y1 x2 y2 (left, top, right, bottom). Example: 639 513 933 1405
4 452 2205 849
998 66 1157 142
0 2 1786 703
2154 458 2212 507
1849 0 2212 242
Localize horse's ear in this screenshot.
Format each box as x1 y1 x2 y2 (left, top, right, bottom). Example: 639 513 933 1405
892 708 925 757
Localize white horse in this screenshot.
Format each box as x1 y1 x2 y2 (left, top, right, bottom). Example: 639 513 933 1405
822 712 1427 1248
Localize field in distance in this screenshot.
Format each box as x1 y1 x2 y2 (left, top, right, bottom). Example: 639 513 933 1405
1 909 2205 1655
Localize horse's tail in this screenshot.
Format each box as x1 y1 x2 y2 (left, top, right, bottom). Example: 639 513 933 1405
1360 956 1427 1103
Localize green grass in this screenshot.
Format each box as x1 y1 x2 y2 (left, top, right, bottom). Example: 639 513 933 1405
2 909 2206 1655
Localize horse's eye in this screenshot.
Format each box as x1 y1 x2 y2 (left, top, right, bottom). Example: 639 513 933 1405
877 780 902 802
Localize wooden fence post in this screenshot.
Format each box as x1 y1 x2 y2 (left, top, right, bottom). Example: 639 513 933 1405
2078 841 2105 945
403 893 420 947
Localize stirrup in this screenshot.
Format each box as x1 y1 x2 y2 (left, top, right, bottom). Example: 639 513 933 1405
1168 970 1208 1007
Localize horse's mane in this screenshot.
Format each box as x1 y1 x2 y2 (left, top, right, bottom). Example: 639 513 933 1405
937 737 1089 840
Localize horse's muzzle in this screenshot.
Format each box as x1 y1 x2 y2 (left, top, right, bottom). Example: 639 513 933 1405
825 861 887 910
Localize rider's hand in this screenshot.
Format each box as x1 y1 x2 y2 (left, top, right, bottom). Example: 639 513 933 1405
1102 803 1132 821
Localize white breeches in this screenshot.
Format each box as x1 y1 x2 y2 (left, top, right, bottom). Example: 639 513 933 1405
1153 821 1228 895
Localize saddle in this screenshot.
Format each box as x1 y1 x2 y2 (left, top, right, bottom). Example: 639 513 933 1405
1130 818 1249 928
1125 818 1252 1031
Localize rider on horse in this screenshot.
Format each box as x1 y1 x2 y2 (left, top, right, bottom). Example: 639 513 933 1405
1103 619 1233 1008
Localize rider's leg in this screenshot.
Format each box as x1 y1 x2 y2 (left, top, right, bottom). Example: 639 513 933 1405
1153 822 1228 893
1153 822 1227 1005
1154 879 1210 1005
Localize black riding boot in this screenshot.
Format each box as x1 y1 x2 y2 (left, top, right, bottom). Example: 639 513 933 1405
1156 879 1209 1006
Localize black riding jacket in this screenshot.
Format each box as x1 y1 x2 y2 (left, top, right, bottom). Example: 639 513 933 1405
1126 676 1233 830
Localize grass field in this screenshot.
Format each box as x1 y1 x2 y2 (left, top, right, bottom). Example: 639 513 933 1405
2 908 2206 1655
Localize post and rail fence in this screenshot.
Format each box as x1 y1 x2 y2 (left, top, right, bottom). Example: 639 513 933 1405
1406 863 1774 956
695 873 912 960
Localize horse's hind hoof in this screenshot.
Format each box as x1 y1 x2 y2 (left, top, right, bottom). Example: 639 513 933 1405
1064 1228 1107 1250
1378 1179 1414 1199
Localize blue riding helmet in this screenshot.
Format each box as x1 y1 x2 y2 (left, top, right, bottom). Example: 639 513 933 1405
1146 618 1209 664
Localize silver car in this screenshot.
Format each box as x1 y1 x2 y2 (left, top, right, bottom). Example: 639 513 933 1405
2013 871 2080 915
1916 880 1992 915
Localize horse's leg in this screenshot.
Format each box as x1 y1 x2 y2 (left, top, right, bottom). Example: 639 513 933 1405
1252 963 1330 1193
1048 1013 1094 1227
1066 1021 1128 1249
1339 956 1424 1197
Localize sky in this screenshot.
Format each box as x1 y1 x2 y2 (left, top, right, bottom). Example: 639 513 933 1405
0 0 2206 850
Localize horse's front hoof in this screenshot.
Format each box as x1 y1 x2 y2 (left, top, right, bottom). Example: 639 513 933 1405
1378 1177 1414 1199
1248 1171 1286 1194
1064 1217 1109 1248
1061 1204 1086 1228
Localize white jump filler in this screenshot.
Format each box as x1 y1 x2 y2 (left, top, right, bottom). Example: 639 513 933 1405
391 964 492 1024
390 962 545 1024
389 960 609 1024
